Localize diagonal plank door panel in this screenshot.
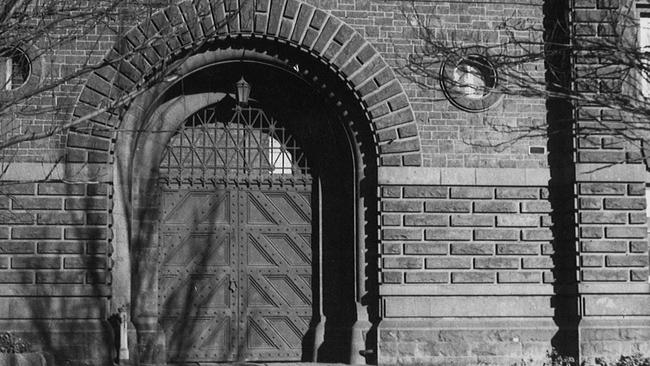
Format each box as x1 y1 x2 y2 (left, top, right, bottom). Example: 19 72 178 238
239 185 313 361
158 183 312 363
158 187 238 362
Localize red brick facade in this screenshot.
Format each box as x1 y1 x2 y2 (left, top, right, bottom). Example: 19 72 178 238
0 0 648 365
0 182 111 365
380 184 553 285
572 0 650 360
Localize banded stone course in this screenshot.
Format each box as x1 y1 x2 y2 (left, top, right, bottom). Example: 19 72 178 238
0 182 111 288
378 320 557 366
572 4 650 274
572 0 650 363
380 185 553 285
0 181 113 365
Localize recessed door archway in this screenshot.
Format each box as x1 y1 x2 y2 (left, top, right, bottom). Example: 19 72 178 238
68 7 423 362
117 46 380 365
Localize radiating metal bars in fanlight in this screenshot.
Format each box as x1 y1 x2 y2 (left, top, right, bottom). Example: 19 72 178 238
160 106 310 180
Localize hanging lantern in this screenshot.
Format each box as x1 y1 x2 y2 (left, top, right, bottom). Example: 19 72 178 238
236 76 250 106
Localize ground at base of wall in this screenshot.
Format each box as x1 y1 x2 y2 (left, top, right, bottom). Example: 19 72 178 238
160 363 367 366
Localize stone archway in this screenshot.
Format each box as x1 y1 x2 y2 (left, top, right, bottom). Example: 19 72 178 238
66 0 421 168
65 2 423 365
114 46 376 365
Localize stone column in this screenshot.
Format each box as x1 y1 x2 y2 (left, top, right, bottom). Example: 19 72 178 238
572 1 650 362
131 177 166 366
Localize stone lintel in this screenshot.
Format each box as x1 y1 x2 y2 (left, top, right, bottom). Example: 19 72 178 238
379 284 650 299
0 296 106 319
0 319 110 331
379 317 557 330
576 163 646 182
380 284 555 296
0 284 110 297
378 167 550 186
583 294 650 316
383 295 554 317
578 283 650 294
0 163 113 183
579 316 650 329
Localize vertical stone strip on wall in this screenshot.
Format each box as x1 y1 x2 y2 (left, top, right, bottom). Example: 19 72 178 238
377 167 556 365
572 0 650 362
0 179 112 365
128 174 165 364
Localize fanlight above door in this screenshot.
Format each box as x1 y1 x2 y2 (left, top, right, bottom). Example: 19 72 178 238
160 103 310 180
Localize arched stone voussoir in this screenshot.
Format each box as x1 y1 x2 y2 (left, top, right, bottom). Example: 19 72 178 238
69 0 423 166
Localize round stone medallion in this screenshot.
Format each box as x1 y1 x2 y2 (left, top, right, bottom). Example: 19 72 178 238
440 49 502 112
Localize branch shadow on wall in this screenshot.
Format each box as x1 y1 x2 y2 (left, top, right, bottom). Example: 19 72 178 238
4 177 117 366
157 187 237 363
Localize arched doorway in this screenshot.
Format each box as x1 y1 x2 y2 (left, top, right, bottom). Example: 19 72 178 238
120 47 375 364
157 100 316 363
66 1 423 363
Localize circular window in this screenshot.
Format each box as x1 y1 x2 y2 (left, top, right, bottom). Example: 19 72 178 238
440 51 501 112
0 48 31 91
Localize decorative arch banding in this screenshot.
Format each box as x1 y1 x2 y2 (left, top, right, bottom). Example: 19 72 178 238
67 0 421 167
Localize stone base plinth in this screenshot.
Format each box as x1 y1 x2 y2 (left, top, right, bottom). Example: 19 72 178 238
378 318 558 366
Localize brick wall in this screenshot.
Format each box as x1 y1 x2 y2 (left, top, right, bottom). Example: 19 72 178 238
376 172 559 365
2 0 549 170
1 0 649 365
577 181 649 283
0 181 112 365
380 185 553 285
392 0 547 168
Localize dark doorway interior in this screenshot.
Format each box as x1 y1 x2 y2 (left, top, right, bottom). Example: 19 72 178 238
155 59 361 364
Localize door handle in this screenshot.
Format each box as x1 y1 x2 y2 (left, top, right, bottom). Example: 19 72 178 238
228 278 238 292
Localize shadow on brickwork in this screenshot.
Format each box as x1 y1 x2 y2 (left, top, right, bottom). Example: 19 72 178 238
0 178 116 366
544 0 580 360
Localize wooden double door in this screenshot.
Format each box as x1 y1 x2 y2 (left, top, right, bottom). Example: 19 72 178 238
157 182 313 363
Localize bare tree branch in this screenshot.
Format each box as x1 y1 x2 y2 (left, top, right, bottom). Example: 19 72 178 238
0 0 235 155
401 1 650 163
